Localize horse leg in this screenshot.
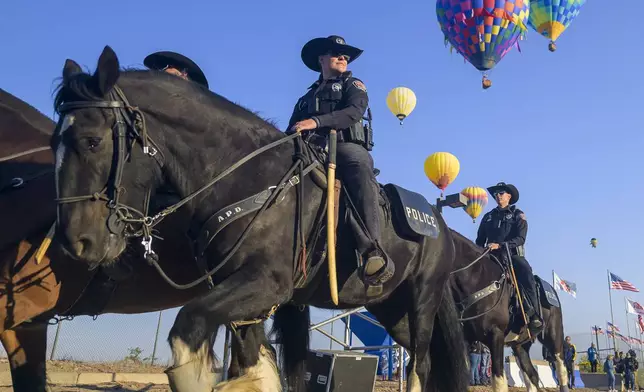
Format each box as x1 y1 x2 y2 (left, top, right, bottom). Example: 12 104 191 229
539 310 569 392
512 342 541 392
0 323 51 392
405 280 453 392
166 270 289 392
223 322 279 388
486 327 508 392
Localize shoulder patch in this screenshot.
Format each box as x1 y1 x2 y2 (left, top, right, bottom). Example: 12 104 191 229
519 213 526 220
352 80 367 92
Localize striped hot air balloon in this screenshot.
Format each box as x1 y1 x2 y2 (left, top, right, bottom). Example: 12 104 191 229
424 152 460 196
461 186 489 222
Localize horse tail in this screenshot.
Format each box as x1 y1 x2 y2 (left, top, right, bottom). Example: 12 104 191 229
271 303 310 392
427 283 470 392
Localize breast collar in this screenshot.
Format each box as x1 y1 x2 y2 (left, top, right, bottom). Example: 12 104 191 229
308 71 353 89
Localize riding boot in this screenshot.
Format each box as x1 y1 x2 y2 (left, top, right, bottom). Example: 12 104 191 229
336 143 394 291
523 280 543 334
511 255 543 334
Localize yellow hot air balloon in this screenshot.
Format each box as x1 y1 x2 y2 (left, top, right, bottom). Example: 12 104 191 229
590 238 598 248
461 186 488 223
386 87 417 125
423 152 460 196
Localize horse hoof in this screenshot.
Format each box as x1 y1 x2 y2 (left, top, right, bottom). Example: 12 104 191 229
165 359 221 392
559 386 570 392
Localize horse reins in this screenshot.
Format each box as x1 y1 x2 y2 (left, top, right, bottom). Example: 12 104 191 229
55 85 315 290
450 246 510 321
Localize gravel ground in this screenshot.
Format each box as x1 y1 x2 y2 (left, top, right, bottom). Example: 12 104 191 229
0 360 604 391
0 382 604 392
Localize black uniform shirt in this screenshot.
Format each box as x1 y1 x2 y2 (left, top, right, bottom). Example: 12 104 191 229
287 71 368 133
475 205 527 250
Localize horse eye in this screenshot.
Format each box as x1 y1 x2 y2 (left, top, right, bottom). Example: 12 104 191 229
85 137 102 151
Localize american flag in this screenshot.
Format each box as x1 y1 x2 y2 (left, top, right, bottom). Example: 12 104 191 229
609 272 639 292
607 321 621 332
638 315 644 334
592 326 604 335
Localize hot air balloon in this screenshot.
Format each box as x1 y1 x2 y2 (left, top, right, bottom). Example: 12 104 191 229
528 0 586 52
590 238 597 248
461 186 488 223
436 0 529 89
386 87 417 125
424 152 460 196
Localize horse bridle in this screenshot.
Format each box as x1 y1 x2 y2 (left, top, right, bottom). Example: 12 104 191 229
55 86 164 256
54 84 309 291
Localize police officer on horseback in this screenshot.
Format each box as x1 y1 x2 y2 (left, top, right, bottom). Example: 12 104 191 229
286 35 394 291
143 51 209 88
475 182 543 334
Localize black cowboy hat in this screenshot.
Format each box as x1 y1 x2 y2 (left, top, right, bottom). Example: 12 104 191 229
143 51 209 88
487 182 519 205
301 35 363 73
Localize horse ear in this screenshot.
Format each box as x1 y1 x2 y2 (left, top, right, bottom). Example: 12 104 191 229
91 45 120 96
62 59 82 81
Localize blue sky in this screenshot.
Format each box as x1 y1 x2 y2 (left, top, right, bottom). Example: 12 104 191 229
2 0 644 362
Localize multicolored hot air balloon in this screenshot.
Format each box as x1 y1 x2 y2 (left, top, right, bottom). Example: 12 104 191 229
386 87 417 125
528 0 586 52
590 238 598 248
436 0 530 89
424 152 460 196
461 186 489 222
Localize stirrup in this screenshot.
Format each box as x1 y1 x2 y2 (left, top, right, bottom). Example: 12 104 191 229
362 254 395 287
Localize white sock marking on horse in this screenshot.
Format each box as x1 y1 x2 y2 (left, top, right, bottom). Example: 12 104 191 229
407 356 421 392
554 353 568 390
521 369 538 392
55 115 74 223
213 345 280 392
492 374 509 392
170 336 212 376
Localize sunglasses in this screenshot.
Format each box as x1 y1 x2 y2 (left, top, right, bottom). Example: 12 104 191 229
494 191 507 197
326 52 351 62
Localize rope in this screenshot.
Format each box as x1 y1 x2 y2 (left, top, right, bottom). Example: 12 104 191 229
0 146 50 163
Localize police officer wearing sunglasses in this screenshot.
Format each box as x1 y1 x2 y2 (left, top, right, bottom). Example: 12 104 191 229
143 51 209 88
286 35 394 294
475 182 543 334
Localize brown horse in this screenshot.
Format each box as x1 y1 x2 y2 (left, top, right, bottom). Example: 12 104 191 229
0 87 267 391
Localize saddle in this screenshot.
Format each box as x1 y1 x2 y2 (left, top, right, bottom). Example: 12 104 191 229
175 137 443 292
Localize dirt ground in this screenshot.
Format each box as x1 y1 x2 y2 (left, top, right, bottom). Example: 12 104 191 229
0 360 603 391
0 383 604 391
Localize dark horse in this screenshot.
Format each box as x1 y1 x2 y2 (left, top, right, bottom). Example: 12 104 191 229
0 87 274 391
51 45 469 392
449 229 569 392
356 228 570 392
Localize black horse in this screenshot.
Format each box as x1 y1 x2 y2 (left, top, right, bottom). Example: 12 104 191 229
449 229 569 392
368 228 570 392
49 45 469 392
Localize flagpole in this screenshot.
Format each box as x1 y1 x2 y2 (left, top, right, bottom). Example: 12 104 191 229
625 297 632 349
608 269 618 350
636 317 643 362
593 325 601 360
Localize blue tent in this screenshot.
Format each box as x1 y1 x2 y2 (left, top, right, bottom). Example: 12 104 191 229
340 310 407 378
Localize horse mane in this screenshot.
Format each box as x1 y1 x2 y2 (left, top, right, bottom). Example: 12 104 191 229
0 88 55 136
449 228 486 258
53 67 283 132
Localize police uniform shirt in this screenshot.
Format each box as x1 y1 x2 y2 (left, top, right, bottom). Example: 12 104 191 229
287 71 368 133
475 205 527 250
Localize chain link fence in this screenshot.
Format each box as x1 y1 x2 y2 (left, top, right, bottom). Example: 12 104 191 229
0 308 638 372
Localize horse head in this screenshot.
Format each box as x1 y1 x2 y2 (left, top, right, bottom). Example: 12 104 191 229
52 46 168 266
51 45 290 269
